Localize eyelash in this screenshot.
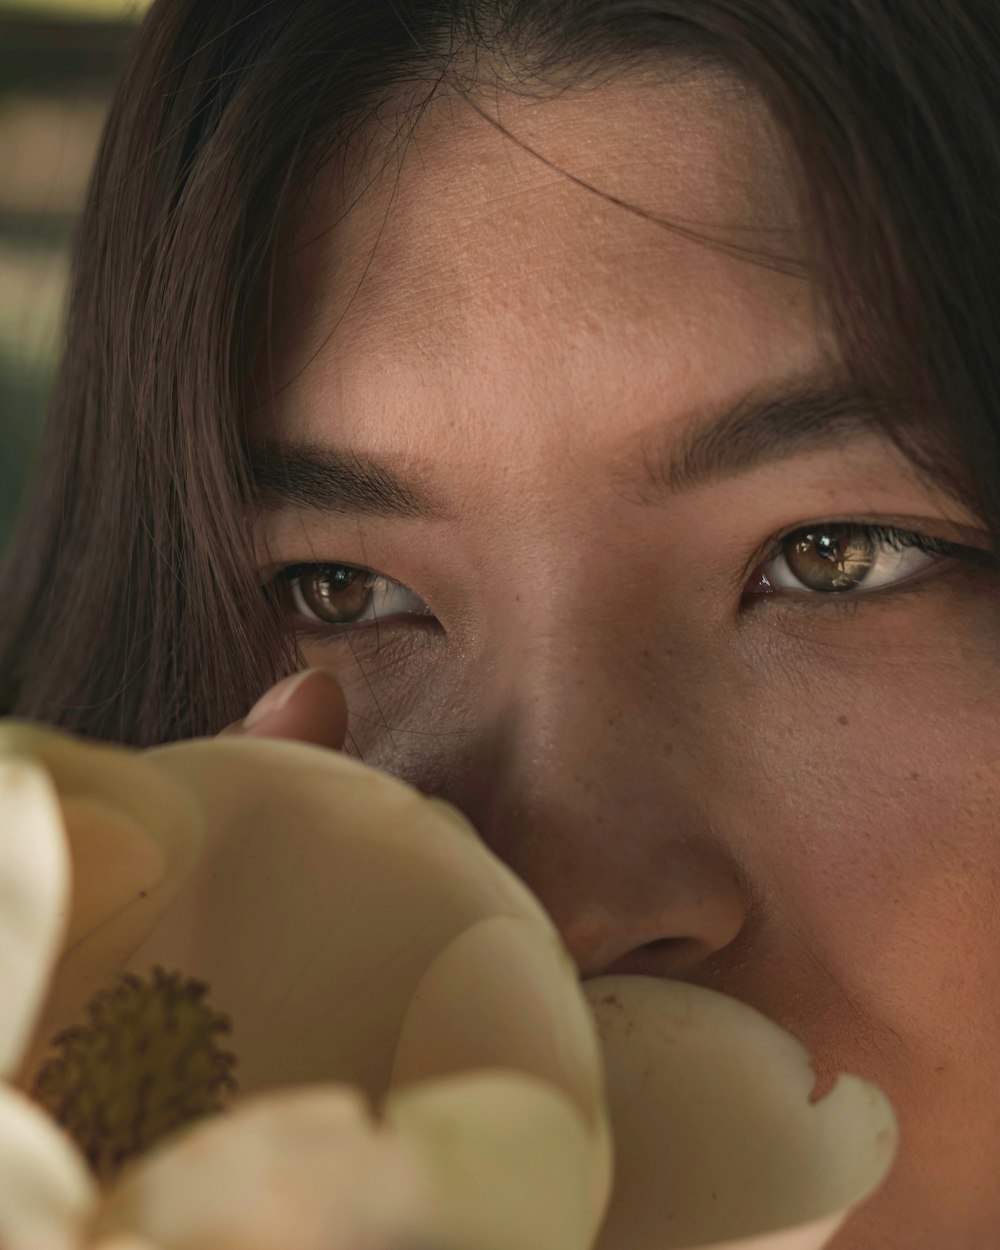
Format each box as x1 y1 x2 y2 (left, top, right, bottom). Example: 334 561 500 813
266 521 991 640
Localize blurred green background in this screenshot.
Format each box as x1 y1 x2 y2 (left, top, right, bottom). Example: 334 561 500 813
0 0 149 555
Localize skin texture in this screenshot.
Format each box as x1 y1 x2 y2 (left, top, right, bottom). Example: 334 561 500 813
239 70 1000 1248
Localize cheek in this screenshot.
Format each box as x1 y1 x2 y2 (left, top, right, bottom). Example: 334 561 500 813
717 614 1000 1055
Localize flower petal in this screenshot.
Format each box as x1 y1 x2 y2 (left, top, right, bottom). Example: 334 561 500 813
121 737 564 1104
583 976 898 1250
94 1086 431 1250
0 1083 95 1249
58 799 167 953
390 914 613 1226
0 757 70 1076
92 1239 160 1250
386 1070 598 1250
0 722 203 1086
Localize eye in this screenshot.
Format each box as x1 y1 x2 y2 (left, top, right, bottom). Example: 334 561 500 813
269 563 433 634
746 522 975 598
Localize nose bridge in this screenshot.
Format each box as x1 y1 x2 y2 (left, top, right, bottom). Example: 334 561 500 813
502 617 649 787
482 511 682 813
484 591 676 850
462 573 749 979
489 511 677 763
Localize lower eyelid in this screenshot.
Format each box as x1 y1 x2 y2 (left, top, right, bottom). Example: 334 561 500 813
296 618 442 656
766 546 940 596
744 555 963 618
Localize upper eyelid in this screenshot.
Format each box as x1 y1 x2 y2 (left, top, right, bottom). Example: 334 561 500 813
270 561 389 591
761 523 957 564
744 517 985 579
772 515 987 552
274 560 377 577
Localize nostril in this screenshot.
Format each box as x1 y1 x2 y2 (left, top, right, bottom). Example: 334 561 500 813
527 859 749 981
597 935 708 980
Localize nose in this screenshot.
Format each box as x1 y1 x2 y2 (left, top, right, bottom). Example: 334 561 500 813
477 787 749 981
557 849 748 981
447 685 751 984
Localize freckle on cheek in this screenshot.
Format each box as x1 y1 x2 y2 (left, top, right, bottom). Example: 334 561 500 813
837 714 849 726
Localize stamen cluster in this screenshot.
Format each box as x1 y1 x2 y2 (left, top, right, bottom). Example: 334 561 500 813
31 966 238 1182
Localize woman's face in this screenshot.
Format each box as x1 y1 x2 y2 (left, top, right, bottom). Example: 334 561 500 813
252 71 1000 1247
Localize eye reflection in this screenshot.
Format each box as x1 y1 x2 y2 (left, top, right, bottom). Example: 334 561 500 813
759 522 955 596
787 526 880 592
295 565 369 623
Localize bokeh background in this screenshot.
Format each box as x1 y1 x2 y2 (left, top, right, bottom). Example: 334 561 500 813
0 0 148 555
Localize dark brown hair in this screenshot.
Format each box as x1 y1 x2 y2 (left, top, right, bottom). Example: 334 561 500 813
2 0 998 745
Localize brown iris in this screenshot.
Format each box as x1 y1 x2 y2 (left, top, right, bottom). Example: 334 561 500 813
785 525 878 592
295 565 372 623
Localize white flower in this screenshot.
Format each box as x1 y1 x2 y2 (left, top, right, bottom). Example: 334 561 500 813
0 721 898 1250
0 724 609 1250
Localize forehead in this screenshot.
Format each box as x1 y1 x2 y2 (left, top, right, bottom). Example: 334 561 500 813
261 70 826 450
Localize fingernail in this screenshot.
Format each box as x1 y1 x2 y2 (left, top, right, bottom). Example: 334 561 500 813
244 669 328 729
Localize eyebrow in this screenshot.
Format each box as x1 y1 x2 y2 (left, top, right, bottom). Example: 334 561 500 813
631 371 902 498
247 369 956 520
248 443 441 520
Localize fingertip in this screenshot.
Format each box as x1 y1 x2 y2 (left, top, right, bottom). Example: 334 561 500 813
227 668 349 750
